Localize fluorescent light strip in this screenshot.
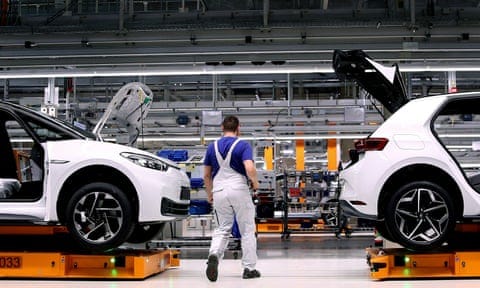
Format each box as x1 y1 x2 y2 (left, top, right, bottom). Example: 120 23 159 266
461 163 480 168
0 65 334 79
446 145 472 149
131 134 368 142
3 62 480 79
439 134 480 138
12 133 365 145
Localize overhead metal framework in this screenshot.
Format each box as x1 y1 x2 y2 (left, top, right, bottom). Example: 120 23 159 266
0 0 479 159
0 1 479 72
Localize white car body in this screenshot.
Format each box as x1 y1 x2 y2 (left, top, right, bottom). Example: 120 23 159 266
341 93 480 217
0 101 190 251
339 92 480 250
333 49 480 250
30 140 189 222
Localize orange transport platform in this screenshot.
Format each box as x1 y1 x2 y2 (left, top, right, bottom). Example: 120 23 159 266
0 248 180 279
367 223 480 280
0 225 181 279
366 247 480 280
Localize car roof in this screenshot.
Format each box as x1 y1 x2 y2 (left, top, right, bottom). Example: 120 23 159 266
332 49 409 114
430 91 480 114
0 100 35 112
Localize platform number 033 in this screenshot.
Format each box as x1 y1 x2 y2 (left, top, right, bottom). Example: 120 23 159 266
0 256 22 268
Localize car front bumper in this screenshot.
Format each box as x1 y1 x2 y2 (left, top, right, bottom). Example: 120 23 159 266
161 197 190 218
132 165 191 222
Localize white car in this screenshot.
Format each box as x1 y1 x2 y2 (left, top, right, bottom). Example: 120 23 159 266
334 50 480 251
0 100 190 251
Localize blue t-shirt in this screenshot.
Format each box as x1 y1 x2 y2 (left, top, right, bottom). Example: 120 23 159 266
203 136 254 180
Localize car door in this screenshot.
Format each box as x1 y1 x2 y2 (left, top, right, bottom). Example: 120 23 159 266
0 107 47 221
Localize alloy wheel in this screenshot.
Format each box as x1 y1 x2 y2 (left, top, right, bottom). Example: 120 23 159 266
72 191 124 244
394 187 449 244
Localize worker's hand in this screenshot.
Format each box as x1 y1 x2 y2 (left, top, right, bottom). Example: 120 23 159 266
251 180 259 192
207 193 214 204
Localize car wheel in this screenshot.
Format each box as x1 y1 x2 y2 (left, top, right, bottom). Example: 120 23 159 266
127 223 165 244
385 181 455 251
65 182 134 252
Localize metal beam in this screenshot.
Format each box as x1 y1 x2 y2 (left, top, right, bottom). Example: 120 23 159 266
263 0 270 27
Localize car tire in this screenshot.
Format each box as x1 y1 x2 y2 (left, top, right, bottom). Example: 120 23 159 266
384 181 455 251
65 182 135 252
127 223 165 244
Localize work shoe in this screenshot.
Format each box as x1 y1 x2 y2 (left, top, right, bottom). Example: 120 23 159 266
242 268 261 279
206 254 219 282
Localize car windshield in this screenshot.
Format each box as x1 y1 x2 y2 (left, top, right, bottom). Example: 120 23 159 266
12 105 97 141
55 117 97 139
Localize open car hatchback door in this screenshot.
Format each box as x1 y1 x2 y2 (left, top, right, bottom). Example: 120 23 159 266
332 49 409 114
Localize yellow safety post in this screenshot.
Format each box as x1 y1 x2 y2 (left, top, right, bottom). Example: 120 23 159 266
296 138 305 171
264 146 274 170
327 119 339 171
327 138 337 171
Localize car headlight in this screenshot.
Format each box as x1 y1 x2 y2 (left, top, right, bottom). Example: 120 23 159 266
121 152 174 171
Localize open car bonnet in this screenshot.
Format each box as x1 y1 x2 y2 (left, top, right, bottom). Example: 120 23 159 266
332 49 409 114
93 82 153 146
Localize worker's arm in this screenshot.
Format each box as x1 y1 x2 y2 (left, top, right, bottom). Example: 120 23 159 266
244 159 259 191
203 165 214 203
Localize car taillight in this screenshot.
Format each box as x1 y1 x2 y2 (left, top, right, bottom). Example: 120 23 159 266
354 137 389 152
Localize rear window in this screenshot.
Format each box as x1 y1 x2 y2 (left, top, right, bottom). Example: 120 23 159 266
433 97 480 175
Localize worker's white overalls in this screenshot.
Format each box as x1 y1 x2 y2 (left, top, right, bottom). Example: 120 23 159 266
209 139 257 271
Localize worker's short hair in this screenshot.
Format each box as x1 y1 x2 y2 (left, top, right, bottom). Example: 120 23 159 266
222 115 239 132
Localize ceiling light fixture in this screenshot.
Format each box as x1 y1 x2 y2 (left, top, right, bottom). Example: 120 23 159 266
117 133 371 143
2 61 480 79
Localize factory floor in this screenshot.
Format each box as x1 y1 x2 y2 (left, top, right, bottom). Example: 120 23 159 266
2 231 480 287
